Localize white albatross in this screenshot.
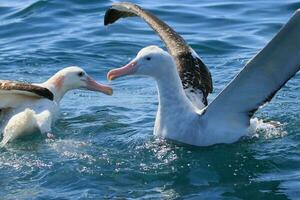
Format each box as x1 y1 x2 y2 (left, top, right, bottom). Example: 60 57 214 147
0 66 112 147
107 10 300 146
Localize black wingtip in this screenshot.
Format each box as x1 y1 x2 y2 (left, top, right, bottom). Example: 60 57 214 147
31 87 54 101
104 7 113 26
45 89 54 101
103 3 140 26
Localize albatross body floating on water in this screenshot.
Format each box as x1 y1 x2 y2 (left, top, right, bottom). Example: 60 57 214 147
0 66 112 146
105 3 300 146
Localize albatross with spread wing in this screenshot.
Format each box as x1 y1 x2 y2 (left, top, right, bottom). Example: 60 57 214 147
106 3 300 146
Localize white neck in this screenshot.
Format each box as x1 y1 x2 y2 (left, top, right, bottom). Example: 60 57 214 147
154 66 197 138
156 69 194 112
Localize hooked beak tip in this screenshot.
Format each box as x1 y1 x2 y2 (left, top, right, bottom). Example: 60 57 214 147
107 72 114 81
106 88 113 95
86 77 113 96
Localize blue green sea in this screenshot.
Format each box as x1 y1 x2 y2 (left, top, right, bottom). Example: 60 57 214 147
0 0 300 199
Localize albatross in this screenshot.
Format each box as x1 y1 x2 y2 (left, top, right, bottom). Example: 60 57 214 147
105 3 300 146
0 66 112 146
104 2 213 109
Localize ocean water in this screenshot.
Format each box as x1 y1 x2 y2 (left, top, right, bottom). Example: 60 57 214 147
0 0 300 199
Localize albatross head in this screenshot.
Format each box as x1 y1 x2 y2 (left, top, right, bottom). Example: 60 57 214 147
107 45 175 80
45 66 112 102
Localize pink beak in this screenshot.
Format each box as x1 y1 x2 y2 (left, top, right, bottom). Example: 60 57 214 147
86 77 113 95
107 61 137 81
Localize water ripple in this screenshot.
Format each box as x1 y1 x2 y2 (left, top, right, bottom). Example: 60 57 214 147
0 0 300 199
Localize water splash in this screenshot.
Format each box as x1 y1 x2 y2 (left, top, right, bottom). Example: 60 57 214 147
248 118 287 139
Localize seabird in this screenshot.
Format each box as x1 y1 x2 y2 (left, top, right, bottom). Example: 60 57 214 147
0 66 112 146
106 4 300 146
104 2 213 109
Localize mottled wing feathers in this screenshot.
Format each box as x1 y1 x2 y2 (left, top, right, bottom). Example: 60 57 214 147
0 80 54 102
104 2 213 106
176 52 213 105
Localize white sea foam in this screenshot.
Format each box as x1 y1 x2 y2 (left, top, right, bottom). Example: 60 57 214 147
247 118 287 139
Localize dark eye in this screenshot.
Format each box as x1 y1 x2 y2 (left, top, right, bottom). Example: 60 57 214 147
78 72 84 77
146 57 151 61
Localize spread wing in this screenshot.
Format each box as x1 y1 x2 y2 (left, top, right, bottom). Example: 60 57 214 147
0 80 54 109
104 2 213 107
203 10 300 126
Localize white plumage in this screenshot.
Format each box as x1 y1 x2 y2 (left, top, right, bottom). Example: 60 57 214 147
0 66 112 146
107 10 300 146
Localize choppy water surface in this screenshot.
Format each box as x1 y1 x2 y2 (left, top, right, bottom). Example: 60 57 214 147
0 0 300 199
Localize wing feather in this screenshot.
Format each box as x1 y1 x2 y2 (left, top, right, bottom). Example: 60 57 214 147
204 10 300 125
104 2 212 106
0 80 53 109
